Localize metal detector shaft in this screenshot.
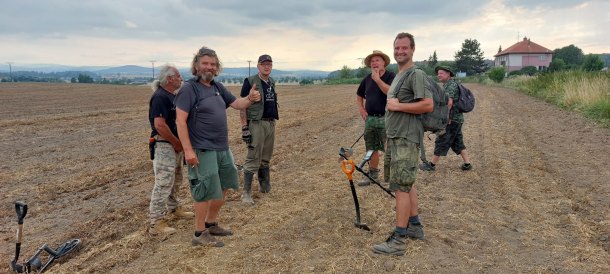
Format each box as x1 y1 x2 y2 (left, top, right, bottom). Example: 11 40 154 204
339 150 395 198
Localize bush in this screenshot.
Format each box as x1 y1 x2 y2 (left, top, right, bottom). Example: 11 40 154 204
299 79 314 86
488 67 506 83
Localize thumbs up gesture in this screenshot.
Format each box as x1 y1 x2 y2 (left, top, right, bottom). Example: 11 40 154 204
248 83 261 102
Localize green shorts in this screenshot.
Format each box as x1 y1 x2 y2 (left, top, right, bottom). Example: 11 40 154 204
384 138 418 193
364 116 386 152
187 149 239 202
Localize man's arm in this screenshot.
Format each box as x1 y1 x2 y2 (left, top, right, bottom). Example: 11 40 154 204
371 69 390 94
230 83 260 110
386 97 433 114
356 96 367 120
154 117 182 152
176 108 198 167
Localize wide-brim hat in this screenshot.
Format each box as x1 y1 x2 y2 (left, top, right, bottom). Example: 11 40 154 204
364 50 390 68
435 65 455 77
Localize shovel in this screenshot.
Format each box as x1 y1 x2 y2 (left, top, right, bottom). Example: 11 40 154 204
341 159 370 231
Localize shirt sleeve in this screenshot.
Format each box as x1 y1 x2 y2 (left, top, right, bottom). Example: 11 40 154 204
240 78 251 97
174 82 195 113
446 81 459 101
412 70 431 100
356 76 367 98
150 93 170 119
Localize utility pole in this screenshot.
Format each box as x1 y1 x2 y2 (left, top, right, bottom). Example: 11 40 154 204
247 60 252 76
7 62 13 82
150 60 156 81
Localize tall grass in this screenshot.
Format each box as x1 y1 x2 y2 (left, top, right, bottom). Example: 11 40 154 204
503 71 610 127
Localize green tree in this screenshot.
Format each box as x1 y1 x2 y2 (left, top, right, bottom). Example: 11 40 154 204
548 58 566 72
70 77 77 83
428 51 438 67
553 45 584 68
488 67 506 83
581 54 604 72
339 65 352 79
355 67 370 78
520 66 538 76
455 38 487 76
77 74 93 83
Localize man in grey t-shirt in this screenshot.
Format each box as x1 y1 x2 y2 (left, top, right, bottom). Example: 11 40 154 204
175 46 261 247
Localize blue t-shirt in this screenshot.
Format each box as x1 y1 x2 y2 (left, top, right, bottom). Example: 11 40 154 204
149 87 177 138
175 79 236 150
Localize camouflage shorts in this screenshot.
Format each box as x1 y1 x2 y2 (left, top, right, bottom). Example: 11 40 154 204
364 116 386 152
384 138 418 193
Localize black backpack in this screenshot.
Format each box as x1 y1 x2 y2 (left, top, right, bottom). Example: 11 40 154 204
454 83 475 113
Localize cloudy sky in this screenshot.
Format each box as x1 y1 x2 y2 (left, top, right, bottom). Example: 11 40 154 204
1 0 608 71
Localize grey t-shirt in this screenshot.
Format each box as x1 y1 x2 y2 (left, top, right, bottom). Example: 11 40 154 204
175 79 236 150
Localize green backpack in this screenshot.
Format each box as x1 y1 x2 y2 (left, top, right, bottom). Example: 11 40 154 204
394 68 449 163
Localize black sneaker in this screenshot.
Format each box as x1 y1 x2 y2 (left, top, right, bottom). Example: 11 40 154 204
461 163 472 171
419 162 436 171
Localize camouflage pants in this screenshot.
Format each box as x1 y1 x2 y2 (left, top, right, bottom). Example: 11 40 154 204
149 142 184 223
384 138 418 193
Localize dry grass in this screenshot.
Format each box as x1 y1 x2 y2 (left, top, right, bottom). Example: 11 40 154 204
0 82 609 273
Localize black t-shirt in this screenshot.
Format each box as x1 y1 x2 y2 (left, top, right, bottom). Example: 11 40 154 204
149 87 177 138
356 71 396 116
241 77 279 119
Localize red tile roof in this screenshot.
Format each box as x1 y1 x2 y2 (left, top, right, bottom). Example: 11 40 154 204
494 38 553 57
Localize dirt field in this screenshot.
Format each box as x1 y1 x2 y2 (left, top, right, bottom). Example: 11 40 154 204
1 82 609 273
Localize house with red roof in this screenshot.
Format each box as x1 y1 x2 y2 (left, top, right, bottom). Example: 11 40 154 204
494 37 553 72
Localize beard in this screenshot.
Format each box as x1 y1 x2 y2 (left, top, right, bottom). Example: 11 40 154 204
198 71 215 82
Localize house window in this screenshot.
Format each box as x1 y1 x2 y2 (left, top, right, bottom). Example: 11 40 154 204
539 55 547 61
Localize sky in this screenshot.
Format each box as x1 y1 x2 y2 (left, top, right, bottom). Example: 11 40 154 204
1 0 608 71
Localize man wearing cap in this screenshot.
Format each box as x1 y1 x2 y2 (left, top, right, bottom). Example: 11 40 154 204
356 50 396 186
419 66 472 171
239 54 279 205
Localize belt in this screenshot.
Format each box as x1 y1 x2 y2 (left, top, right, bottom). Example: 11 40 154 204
369 114 384 117
253 118 275 121
153 135 170 143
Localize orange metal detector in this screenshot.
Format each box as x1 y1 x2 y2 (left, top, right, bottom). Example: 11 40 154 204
341 159 370 231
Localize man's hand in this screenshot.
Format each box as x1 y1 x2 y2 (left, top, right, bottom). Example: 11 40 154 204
386 98 400 111
359 107 368 121
242 125 252 143
248 83 261 102
371 68 381 82
184 149 199 167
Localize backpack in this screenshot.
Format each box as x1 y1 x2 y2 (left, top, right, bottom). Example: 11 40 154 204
454 83 475 113
394 68 449 163
395 69 450 134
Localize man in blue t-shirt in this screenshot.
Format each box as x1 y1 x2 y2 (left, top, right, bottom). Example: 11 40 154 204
175 46 260 247
356 50 395 186
147 64 194 236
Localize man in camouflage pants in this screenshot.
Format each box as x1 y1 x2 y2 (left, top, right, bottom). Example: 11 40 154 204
148 64 194 235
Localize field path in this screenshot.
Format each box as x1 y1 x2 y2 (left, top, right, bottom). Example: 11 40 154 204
1 83 608 273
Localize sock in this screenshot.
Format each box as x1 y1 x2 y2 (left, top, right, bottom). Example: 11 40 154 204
205 222 217 228
194 231 203 237
394 226 408 236
409 215 421 225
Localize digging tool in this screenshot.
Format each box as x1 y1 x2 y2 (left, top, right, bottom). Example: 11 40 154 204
341 159 370 231
9 201 81 273
339 148 395 198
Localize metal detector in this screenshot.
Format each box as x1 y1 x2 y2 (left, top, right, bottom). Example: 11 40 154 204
339 147 395 198
10 201 81 273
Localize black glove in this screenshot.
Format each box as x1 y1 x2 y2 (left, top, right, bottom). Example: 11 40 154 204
242 125 252 144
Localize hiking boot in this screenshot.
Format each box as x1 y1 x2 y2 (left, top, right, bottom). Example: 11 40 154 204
207 223 233 236
358 168 379 186
171 206 194 219
191 231 224 247
419 162 436 171
148 220 176 235
372 232 407 256
461 163 473 171
406 224 425 240
242 170 255 205
258 167 271 193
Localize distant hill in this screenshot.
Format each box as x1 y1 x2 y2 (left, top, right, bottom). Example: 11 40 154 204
0 64 329 79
